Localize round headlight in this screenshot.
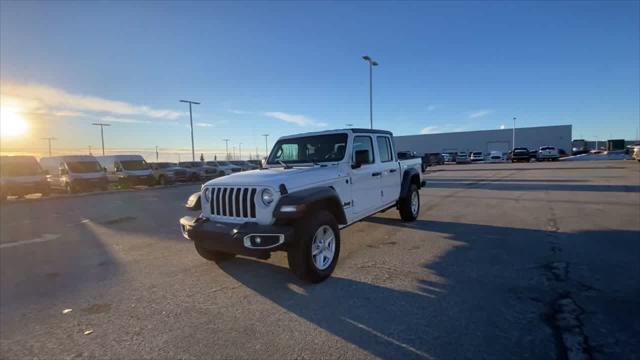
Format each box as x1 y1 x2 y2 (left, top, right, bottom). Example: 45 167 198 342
203 188 210 202
261 188 274 206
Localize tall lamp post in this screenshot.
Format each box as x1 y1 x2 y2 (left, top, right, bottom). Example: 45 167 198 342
223 139 230 160
41 137 56 156
362 55 379 129
512 116 517 150
91 122 111 156
180 99 200 161
262 134 269 158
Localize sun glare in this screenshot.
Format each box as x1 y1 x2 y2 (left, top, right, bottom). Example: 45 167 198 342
0 106 29 137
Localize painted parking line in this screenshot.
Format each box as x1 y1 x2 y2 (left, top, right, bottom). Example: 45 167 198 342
0 234 62 249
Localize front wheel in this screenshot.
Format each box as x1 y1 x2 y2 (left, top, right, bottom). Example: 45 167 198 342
194 242 236 262
288 210 340 283
399 184 420 222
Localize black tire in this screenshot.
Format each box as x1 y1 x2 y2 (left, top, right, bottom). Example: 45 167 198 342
287 210 340 283
194 241 236 262
399 184 420 222
65 183 76 194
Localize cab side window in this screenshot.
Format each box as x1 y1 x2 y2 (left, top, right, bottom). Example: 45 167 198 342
352 136 374 165
376 136 393 162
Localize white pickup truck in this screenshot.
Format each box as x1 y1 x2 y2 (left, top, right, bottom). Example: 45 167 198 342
180 128 424 282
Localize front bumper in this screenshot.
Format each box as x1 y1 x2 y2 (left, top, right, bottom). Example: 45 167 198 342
179 216 294 259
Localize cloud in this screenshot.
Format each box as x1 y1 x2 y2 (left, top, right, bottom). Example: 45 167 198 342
263 111 327 127
420 126 439 134
500 124 506 129
228 109 252 115
468 109 492 119
1 81 183 121
101 116 151 124
195 120 228 127
420 125 470 134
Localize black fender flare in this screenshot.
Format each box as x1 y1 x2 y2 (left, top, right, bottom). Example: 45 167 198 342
400 168 422 200
274 186 347 225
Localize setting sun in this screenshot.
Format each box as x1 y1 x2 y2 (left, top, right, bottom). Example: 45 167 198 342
0 106 29 137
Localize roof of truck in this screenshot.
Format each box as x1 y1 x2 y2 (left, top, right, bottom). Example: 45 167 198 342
279 128 393 140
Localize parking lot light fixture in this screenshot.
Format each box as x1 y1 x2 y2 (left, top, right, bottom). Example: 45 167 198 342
362 55 379 129
262 134 269 158
91 122 111 156
41 137 56 156
512 116 517 150
180 99 200 161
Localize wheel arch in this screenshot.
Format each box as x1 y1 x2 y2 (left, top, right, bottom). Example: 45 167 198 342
400 168 421 200
274 186 347 225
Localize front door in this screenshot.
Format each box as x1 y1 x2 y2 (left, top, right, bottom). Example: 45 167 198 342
349 135 380 217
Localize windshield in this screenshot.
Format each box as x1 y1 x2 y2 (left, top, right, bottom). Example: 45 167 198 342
268 133 348 164
120 160 149 171
0 158 42 177
66 161 102 173
540 147 556 151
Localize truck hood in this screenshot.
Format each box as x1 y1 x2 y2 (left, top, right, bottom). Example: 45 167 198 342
204 165 341 192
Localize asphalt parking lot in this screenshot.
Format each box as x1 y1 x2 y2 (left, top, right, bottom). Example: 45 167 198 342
1 160 639 359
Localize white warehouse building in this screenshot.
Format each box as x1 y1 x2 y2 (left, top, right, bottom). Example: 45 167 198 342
394 124 572 155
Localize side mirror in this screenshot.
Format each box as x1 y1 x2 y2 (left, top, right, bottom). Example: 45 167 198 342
352 149 370 169
103 167 107 173
185 192 201 211
59 168 68 175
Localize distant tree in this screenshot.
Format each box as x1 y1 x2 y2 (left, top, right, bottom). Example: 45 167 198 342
200 153 204 162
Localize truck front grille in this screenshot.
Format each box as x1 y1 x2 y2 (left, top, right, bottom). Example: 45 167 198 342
209 187 257 219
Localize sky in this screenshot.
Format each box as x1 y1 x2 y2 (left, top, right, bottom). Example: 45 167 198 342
1 0 639 160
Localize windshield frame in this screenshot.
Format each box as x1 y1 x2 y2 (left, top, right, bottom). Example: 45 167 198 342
267 133 348 165
119 160 150 171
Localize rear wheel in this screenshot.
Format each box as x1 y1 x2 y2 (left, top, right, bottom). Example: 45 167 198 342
65 183 76 194
194 242 236 262
288 210 340 283
399 184 420 222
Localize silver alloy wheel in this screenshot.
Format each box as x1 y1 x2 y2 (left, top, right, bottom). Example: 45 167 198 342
311 225 336 270
410 190 419 216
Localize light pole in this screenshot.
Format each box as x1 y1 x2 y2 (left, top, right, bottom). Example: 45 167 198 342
41 137 56 156
88 145 92 155
262 134 269 158
155 145 159 161
512 116 517 150
91 122 111 156
180 99 200 161
223 139 230 160
362 55 379 129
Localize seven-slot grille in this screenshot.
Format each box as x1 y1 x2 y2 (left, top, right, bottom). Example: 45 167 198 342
209 186 258 219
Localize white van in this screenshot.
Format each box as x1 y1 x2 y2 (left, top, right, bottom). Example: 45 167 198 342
0 156 50 200
96 155 155 187
40 155 108 193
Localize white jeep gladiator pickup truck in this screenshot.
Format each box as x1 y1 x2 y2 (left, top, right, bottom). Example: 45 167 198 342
180 128 424 283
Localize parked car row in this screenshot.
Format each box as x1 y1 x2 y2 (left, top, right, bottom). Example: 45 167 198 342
1 154 262 201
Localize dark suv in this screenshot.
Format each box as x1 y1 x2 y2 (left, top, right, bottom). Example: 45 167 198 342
511 147 530 162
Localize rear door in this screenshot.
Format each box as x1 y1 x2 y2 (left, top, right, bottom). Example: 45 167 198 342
376 135 400 205
349 135 381 217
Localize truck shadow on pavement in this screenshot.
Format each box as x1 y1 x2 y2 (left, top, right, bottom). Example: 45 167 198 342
220 218 639 359
426 181 640 193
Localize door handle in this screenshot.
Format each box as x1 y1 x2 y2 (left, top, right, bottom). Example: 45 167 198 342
372 172 381 177
389 169 397 173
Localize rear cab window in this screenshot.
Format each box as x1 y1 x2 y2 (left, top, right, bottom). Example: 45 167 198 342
376 136 393 162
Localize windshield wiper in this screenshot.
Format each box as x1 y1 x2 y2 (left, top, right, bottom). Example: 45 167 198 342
278 160 293 169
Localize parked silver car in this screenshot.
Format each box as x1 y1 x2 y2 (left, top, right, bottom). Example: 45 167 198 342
149 162 189 185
